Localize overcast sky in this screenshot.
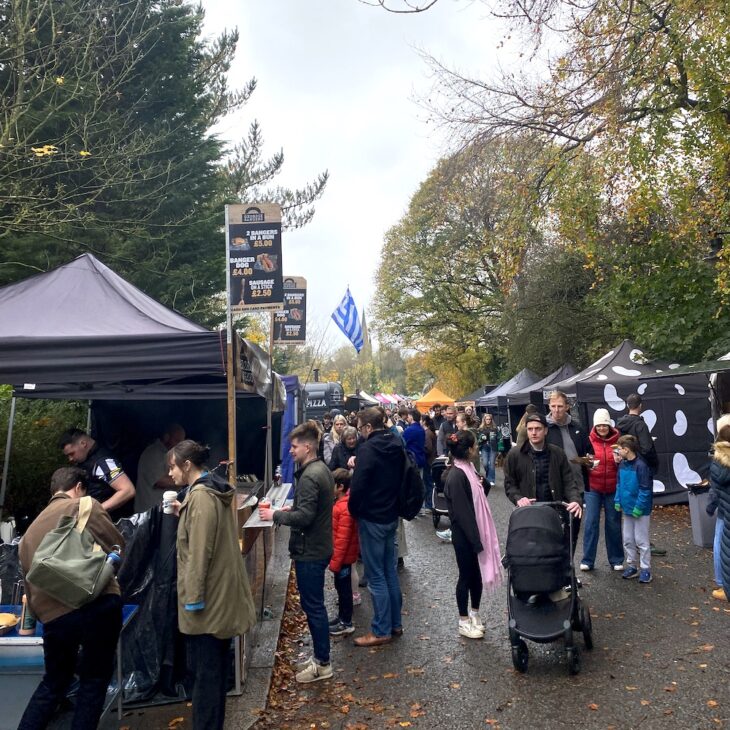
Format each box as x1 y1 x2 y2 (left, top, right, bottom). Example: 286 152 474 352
203 0 506 350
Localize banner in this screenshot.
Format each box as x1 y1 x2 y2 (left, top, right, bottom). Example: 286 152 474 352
226 203 283 312
273 276 307 345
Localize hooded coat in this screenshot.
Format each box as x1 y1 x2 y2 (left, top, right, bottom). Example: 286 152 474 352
588 425 620 494
710 440 730 593
177 472 256 639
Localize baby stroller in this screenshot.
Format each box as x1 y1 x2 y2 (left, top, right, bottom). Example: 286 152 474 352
503 502 593 675
430 456 450 528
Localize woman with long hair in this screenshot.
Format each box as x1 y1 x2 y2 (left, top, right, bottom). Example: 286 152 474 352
443 430 502 639
323 414 347 465
477 413 499 483
169 440 256 730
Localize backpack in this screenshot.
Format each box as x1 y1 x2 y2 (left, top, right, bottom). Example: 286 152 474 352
398 449 425 520
26 496 115 609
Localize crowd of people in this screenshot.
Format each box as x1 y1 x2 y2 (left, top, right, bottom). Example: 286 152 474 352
264 389 730 688
13 388 730 726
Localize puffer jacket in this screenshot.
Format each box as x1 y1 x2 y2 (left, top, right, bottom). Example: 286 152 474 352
588 426 620 494
615 456 653 517
329 492 359 573
177 473 256 639
710 440 730 594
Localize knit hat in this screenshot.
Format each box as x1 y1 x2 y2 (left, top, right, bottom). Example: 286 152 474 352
525 413 548 427
593 408 612 427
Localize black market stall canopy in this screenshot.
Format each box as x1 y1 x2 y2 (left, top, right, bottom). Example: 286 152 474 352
456 384 500 407
475 369 541 408
0 254 284 405
506 364 577 407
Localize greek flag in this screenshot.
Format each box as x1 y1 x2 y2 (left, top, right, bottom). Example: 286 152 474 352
331 288 363 353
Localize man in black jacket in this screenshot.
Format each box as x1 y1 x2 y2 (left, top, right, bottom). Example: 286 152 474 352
349 406 405 647
504 414 583 552
260 421 334 683
616 393 659 474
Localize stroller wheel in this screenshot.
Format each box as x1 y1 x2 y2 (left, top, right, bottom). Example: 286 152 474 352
580 605 594 651
567 646 581 675
432 512 441 529
511 639 529 673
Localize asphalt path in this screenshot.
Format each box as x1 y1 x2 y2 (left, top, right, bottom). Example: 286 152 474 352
255 472 730 730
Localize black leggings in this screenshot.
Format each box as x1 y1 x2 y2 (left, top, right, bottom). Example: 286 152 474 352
452 527 482 616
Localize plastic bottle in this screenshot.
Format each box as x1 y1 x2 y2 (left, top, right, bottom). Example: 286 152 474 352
19 595 37 636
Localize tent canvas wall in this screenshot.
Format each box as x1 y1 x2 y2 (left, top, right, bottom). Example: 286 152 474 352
456 384 499 407
476 370 541 430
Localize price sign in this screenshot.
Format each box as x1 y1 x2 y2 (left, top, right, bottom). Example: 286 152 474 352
226 203 284 312
273 277 307 344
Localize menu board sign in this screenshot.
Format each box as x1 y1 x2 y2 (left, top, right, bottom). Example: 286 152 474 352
226 203 283 312
273 277 307 344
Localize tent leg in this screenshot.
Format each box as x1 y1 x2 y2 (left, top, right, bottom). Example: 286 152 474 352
0 396 17 520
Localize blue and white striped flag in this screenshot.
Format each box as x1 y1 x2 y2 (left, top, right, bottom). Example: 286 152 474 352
331 288 363 353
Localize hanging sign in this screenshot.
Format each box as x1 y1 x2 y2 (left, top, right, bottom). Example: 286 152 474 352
226 203 283 312
273 276 307 345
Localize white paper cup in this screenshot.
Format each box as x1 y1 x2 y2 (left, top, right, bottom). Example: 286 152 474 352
163 491 178 514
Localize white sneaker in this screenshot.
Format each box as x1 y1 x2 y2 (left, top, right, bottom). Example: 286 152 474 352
459 620 484 639
295 657 333 683
469 612 484 632
612 564 625 572
436 529 452 542
579 563 592 571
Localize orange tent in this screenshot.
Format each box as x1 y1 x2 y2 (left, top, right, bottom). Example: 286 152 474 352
415 386 455 414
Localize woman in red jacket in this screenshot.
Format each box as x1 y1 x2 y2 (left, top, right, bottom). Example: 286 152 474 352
581 409 624 572
329 469 360 636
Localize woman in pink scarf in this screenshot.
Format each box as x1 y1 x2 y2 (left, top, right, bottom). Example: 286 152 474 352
443 430 502 639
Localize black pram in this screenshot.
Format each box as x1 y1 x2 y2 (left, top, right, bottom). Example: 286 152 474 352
503 502 593 675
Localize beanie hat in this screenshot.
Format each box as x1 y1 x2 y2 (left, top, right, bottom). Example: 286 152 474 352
593 408 612 427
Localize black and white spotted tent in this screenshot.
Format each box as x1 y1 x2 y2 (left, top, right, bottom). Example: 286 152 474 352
550 340 712 502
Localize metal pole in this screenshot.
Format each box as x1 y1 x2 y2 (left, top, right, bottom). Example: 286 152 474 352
266 312 274 489
0 396 17 520
225 205 238 487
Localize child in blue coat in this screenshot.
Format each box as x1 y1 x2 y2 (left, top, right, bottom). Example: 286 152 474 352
614 434 654 583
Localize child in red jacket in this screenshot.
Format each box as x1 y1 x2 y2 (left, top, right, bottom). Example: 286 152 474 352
329 469 360 636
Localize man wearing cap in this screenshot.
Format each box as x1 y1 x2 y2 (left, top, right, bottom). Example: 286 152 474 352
504 413 582 550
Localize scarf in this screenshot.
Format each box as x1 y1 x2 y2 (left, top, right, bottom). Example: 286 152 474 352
453 459 503 591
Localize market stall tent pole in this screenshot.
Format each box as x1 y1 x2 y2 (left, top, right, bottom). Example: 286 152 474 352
0 396 17 520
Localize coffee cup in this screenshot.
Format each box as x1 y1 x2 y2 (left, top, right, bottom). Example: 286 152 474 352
163 491 178 514
259 497 271 511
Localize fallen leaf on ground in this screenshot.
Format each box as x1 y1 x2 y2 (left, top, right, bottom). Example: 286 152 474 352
340 705 350 714
588 703 599 711
382 672 398 679
708 700 719 708
641 700 651 706
406 667 425 675
700 644 715 651
450 682 461 689
625 686 637 691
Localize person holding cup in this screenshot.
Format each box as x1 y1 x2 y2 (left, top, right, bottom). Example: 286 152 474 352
580 409 624 573
168 440 256 730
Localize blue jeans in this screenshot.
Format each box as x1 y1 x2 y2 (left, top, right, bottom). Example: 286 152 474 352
480 447 496 483
358 518 402 637
582 490 623 568
714 517 724 587
295 559 330 664
422 465 434 510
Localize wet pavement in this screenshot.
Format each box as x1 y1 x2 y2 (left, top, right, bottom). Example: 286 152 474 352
114 472 730 729
251 473 730 730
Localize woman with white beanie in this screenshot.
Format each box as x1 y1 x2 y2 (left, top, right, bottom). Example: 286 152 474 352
580 408 624 572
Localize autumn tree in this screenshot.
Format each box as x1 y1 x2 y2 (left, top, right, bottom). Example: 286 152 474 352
373 135 550 391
